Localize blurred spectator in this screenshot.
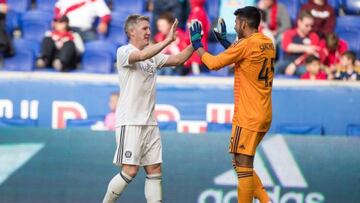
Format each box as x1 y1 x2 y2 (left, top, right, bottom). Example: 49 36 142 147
259 9 276 47
257 0 291 39
333 51 360 81
186 0 210 75
54 0 111 42
318 32 348 72
300 0 335 38
104 92 119 131
301 55 327 80
36 16 84 71
154 12 188 75
0 0 14 62
276 10 320 77
150 0 182 33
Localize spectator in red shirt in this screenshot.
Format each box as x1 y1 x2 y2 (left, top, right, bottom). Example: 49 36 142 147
301 55 327 80
154 12 188 75
276 10 320 77
300 0 335 38
318 32 348 72
185 0 210 75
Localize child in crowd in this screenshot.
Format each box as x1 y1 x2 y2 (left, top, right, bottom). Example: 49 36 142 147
103 92 119 131
333 51 360 81
301 55 327 80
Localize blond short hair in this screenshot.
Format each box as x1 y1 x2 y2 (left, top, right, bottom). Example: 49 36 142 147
124 14 150 38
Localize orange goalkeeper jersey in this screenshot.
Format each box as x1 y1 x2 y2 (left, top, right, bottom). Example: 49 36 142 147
202 33 275 132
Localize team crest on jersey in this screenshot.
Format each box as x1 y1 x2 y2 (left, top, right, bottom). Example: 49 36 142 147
125 151 132 158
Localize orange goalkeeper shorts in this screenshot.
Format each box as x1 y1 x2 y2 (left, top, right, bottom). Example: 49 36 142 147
229 125 266 156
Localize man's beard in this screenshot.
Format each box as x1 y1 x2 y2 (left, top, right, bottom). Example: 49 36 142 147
237 29 245 39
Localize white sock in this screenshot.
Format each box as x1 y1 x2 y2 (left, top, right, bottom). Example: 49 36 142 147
102 171 133 203
145 173 162 203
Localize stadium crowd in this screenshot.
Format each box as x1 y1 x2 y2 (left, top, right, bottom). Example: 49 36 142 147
0 0 359 80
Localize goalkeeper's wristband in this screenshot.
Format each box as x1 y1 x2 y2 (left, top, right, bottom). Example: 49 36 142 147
192 41 203 50
220 39 231 49
191 33 203 50
213 30 231 49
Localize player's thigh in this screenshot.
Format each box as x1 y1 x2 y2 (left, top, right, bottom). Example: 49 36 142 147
229 126 266 156
113 126 143 166
140 126 162 167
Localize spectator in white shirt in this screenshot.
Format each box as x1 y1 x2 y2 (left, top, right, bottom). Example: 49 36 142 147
54 0 111 42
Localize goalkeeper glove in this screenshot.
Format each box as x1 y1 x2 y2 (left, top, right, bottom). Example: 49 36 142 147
190 20 203 50
213 18 231 49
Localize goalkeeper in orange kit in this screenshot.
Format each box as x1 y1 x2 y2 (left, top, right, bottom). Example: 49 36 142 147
189 6 275 203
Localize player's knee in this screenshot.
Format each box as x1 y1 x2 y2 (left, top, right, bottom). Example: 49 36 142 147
122 165 139 178
144 163 162 175
234 153 254 168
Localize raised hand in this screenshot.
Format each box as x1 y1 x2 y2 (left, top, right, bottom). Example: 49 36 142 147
213 17 231 49
189 19 203 50
166 18 178 43
214 18 227 40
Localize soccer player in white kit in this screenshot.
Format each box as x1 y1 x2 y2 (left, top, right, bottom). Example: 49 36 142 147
102 14 195 203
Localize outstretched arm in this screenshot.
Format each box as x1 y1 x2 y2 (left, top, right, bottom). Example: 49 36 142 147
197 46 240 70
128 19 178 64
164 45 194 66
189 19 241 70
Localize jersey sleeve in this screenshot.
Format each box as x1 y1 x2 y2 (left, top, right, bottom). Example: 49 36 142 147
201 40 247 70
117 46 135 68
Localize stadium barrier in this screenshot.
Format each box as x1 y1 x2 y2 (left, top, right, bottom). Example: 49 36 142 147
0 128 359 203
0 72 360 135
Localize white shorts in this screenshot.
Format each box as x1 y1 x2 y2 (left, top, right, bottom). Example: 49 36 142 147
113 125 162 166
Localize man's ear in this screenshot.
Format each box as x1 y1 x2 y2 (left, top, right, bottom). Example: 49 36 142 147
241 20 247 30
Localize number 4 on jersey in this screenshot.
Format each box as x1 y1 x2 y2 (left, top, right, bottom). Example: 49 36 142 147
258 58 275 87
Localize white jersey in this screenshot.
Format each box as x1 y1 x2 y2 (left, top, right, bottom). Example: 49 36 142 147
115 44 168 126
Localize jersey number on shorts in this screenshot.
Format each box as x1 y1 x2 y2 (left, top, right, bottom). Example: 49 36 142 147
258 57 275 87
